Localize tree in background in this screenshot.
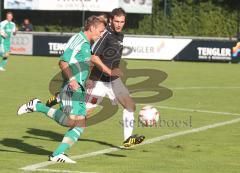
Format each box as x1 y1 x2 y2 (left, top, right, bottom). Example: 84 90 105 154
132 0 239 38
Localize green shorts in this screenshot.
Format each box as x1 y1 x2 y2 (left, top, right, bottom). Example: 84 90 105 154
60 83 86 116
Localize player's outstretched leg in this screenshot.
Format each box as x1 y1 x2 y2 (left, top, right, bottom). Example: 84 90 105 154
18 98 71 127
17 98 85 163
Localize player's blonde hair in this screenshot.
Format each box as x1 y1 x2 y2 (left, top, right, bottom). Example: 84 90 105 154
84 15 107 31
98 13 108 23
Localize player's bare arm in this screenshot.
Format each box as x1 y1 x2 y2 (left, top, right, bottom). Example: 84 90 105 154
91 54 123 77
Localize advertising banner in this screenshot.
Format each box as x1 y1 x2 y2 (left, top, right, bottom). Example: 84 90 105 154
123 36 192 60
30 33 239 63
174 40 239 62
11 33 33 55
4 0 118 11
120 0 152 14
33 35 70 56
4 0 152 13
232 42 240 62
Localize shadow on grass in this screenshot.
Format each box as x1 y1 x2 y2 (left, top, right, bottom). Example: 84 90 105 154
0 126 131 157
0 138 52 155
25 128 122 149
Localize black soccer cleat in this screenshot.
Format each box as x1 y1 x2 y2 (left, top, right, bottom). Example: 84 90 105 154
46 92 60 107
123 134 145 147
134 135 145 145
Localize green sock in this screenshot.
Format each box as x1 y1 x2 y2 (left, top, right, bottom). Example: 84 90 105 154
36 102 50 114
52 143 70 157
52 127 84 156
36 103 69 127
0 58 8 68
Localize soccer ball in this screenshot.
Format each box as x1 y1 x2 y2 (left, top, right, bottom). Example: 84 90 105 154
139 105 159 126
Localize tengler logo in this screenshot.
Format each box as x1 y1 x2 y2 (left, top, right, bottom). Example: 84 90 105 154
232 42 240 58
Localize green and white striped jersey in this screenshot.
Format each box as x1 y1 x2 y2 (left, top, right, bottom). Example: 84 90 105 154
60 31 91 87
0 20 16 40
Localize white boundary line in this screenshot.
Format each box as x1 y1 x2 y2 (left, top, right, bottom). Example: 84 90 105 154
129 86 240 93
144 105 240 116
24 169 97 173
20 117 240 172
171 86 240 90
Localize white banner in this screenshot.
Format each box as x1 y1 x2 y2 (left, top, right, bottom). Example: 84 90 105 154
37 0 119 11
4 0 38 10
4 0 118 11
120 0 152 14
123 36 192 60
10 33 33 55
4 0 152 13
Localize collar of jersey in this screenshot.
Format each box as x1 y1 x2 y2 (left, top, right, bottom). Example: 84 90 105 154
79 31 90 44
106 25 124 38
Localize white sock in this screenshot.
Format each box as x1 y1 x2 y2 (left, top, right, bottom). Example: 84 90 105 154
123 109 134 141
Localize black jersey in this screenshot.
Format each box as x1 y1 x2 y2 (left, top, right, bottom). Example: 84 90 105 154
90 25 124 82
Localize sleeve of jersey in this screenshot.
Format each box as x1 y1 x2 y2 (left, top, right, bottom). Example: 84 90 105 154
0 22 3 30
0 22 6 37
59 48 73 63
91 32 108 56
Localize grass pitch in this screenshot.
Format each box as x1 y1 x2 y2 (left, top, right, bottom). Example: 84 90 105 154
0 56 240 173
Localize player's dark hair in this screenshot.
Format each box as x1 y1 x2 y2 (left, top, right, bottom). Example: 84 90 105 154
110 8 126 19
84 15 107 31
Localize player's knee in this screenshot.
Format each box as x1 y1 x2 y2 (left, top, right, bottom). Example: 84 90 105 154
133 104 136 112
125 99 136 112
124 103 136 112
130 104 136 112
68 116 86 128
86 108 94 118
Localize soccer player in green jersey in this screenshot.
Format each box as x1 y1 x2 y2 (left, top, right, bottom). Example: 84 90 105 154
0 12 17 71
17 16 106 163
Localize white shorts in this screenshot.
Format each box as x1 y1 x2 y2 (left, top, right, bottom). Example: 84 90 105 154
86 78 130 109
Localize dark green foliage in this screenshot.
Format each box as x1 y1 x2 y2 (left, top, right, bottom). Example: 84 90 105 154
132 0 239 37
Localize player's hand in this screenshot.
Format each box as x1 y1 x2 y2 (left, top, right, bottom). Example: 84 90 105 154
86 79 94 89
69 79 80 91
111 68 123 77
1 32 7 38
